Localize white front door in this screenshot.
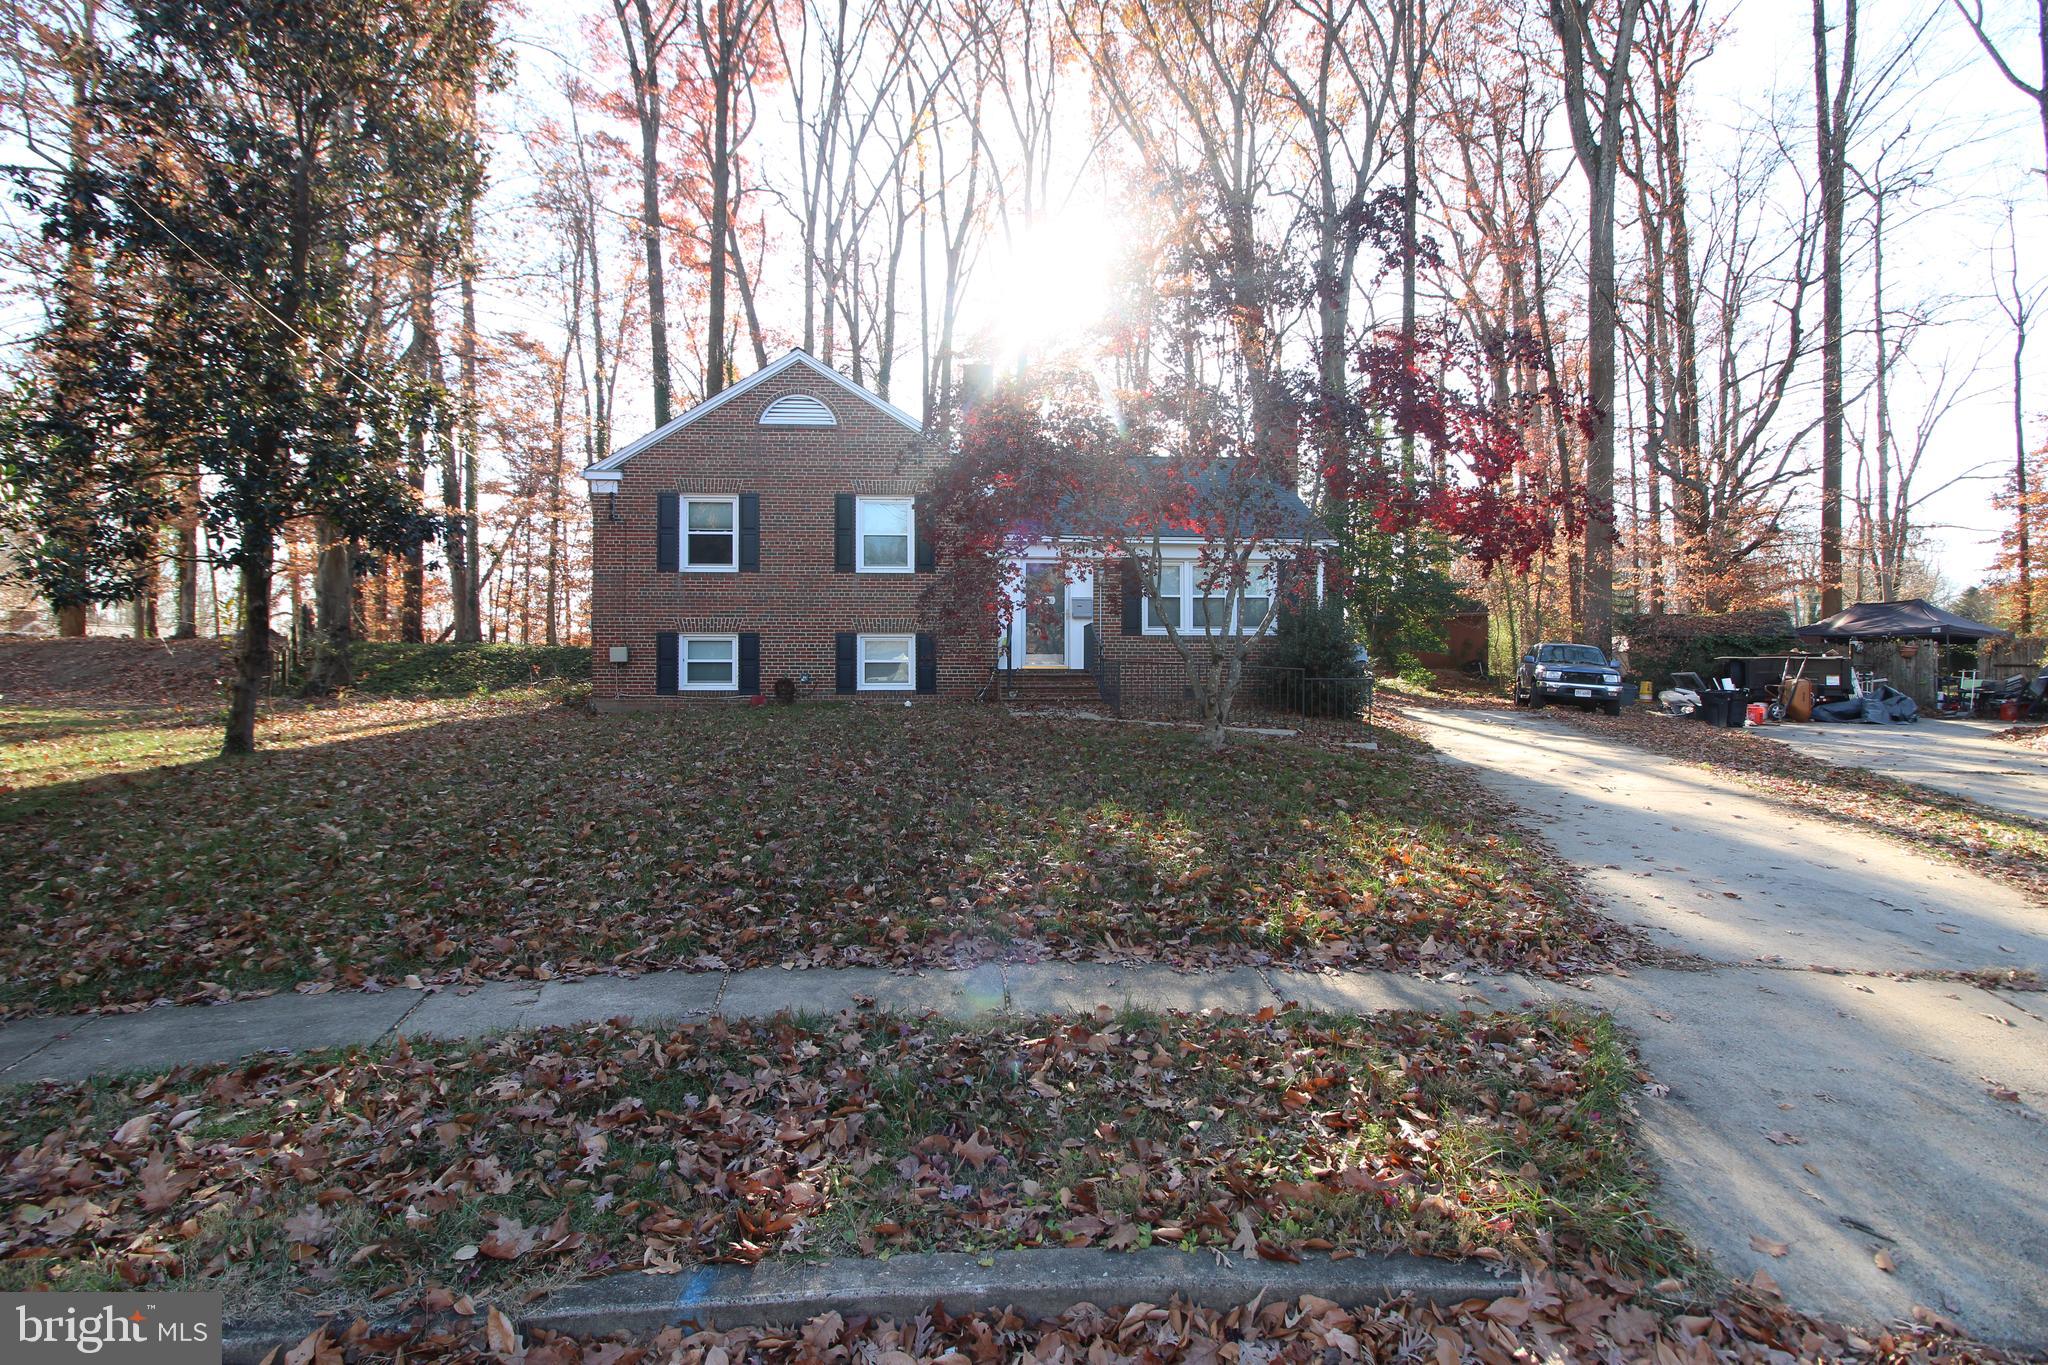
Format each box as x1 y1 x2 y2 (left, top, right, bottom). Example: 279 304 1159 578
1007 558 1094 670
1022 563 1066 666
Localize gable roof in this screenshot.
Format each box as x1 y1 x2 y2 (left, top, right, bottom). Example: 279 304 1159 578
582 350 920 483
1044 458 1332 546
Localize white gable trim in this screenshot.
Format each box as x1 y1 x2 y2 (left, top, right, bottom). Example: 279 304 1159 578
581 350 919 483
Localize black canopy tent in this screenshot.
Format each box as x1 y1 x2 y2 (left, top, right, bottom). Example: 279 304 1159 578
1793 599 2013 717
1793 598 2013 644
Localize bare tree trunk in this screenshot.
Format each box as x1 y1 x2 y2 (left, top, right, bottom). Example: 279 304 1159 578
2009 255 2035 632
456 228 482 641
172 470 199 637
306 517 353 692
1550 0 1643 653
619 0 677 424
705 35 731 393
1813 0 1856 617
401 245 439 644
1870 182 1894 598
727 218 769 370
224 538 273 755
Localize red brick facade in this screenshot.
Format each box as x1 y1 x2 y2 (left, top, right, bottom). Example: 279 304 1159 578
585 352 992 705
584 351 1287 708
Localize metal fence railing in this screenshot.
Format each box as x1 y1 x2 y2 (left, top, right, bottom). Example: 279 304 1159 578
1110 660 1373 724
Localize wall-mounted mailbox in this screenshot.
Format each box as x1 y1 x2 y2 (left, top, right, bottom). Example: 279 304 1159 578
1070 595 1094 621
609 645 629 664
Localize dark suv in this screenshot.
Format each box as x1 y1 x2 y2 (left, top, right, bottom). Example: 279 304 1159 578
1514 642 1624 715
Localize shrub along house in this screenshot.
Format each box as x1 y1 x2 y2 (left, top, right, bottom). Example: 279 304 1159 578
580 350 1322 707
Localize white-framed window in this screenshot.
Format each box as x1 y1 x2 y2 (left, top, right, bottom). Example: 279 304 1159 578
681 634 738 690
858 634 915 690
1239 569 1274 630
1145 562 1184 632
1145 558 1274 635
856 496 913 573
683 496 739 571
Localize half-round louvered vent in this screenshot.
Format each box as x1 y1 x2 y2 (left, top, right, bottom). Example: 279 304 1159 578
759 393 837 427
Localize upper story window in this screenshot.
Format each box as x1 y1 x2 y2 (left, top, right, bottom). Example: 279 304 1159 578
685 495 738 571
1146 563 1183 631
760 394 837 427
856 496 913 573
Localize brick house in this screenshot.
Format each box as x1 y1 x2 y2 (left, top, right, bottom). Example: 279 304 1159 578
581 350 1321 707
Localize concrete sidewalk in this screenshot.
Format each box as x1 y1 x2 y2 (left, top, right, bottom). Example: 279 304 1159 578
0 960 1573 1085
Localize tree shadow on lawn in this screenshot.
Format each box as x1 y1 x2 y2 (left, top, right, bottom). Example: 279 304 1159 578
0 703 220 759
0 697 1613 1017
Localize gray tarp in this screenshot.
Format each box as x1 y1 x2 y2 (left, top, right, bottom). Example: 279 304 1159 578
1811 686 1919 723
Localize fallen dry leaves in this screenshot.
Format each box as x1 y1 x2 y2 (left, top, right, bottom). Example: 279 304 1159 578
0 1006 1679 1313
2 698 1620 1017
253 1271 2023 1365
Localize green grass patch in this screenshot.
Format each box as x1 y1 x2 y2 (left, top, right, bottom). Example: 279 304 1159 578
344 643 590 698
0 1006 1692 1317
0 706 222 813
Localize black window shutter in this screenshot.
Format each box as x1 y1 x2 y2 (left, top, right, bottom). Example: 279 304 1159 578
834 494 855 572
738 632 761 694
656 492 680 573
738 492 760 571
915 632 937 694
914 498 935 573
655 632 679 694
1121 559 1143 636
834 632 856 693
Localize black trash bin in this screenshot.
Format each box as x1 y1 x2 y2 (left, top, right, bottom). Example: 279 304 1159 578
1697 691 1743 727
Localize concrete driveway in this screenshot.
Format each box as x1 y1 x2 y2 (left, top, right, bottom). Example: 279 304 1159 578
1762 716 2048 823
1406 707 2048 1348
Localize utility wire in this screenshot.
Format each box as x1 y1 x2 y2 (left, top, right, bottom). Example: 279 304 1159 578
108 184 414 410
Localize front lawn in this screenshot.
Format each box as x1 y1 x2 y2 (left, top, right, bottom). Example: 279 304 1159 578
1 696 1614 1015
0 1006 1686 1315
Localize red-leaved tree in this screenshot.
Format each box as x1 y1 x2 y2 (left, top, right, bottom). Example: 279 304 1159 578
925 209 1575 748
923 367 1321 746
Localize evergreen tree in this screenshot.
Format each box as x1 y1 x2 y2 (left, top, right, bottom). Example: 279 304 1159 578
83 0 497 751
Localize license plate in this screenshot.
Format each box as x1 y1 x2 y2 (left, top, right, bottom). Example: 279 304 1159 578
1573 688 1591 698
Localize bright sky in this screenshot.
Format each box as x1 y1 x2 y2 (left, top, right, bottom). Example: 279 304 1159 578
1697 0 2048 593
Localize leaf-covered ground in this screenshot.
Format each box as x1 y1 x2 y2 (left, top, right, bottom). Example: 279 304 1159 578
249 1277 2022 1365
0 1006 1682 1316
1 695 1619 1016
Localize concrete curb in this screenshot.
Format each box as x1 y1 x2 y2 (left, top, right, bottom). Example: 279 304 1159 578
219 1248 1510 1363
